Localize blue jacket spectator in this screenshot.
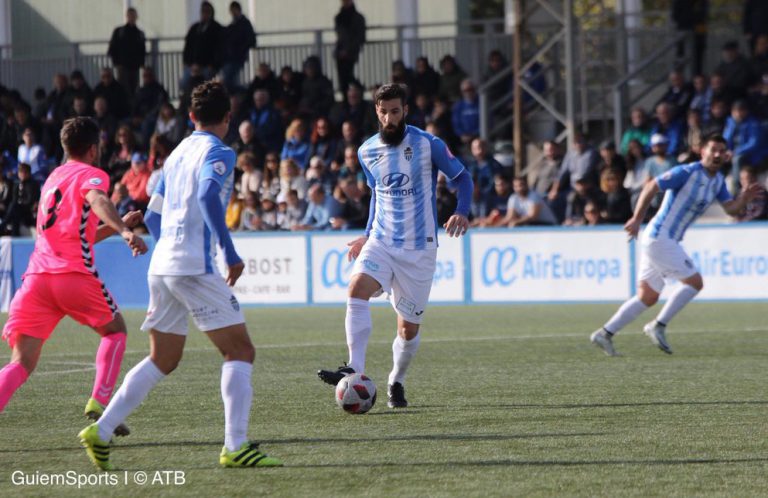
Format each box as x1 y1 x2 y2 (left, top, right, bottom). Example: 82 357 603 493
280 119 311 170
452 79 480 142
649 102 685 156
723 103 768 165
294 184 338 230
250 89 284 153
467 138 501 218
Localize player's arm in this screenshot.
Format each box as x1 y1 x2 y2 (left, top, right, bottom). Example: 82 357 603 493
431 136 473 237
95 210 144 243
721 182 762 216
625 165 690 238
198 148 243 286
144 172 166 241
85 189 148 256
347 150 376 261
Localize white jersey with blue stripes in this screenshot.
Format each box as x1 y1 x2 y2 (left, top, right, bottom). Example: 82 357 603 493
644 161 731 242
148 131 236 276
358 125 466 250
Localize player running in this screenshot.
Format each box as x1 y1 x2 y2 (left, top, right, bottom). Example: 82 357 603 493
0 117 147 433
591 134 760 356
317 83 473 408
79 81 282 470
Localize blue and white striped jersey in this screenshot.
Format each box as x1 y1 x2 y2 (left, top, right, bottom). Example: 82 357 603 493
358 125 466 250
644 162 731 242
148 131 236 275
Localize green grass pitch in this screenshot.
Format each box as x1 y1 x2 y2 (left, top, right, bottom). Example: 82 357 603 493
0 303 767 497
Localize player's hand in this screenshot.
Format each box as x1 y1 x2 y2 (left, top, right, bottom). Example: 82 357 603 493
347 236 368 261
121 230 148 256
741 183 762 202
623 216 642 240
122 210 144 228
226 260 245 287
444 214 469 237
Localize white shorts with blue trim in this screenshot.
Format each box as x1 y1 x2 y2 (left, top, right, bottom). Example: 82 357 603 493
352 238 437 324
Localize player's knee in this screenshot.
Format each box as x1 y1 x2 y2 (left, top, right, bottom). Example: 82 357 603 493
398 324 419 341
151 354 182 375
687 275 704 291
638 288 659 306
224 342 255 363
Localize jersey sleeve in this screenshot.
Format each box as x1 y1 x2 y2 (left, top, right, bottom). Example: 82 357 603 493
716 180 732 203
357 148 376 189
199 145 236 187
655 165 692 191
429 136 464 180
78 168 110 199
147 171 165 214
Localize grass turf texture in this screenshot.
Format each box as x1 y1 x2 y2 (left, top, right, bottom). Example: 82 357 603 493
0 303 766 497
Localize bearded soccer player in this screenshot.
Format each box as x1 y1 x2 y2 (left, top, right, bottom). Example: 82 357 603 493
317 83 473 408
79 81 282 470
0 117 147 433
591 134 760 356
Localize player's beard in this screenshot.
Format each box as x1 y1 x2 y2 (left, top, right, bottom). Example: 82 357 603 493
380 119 406 145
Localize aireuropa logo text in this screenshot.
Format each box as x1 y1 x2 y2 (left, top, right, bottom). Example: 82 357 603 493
691 250 768 277
481 247 621 286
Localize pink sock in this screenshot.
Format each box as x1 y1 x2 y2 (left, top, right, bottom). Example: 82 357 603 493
0 362 30 412
91 332 127 405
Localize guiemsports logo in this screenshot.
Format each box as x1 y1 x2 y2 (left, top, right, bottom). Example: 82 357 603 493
321 249 354 288
382 172 410 189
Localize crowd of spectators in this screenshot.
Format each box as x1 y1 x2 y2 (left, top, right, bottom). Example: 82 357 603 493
0 2 766 237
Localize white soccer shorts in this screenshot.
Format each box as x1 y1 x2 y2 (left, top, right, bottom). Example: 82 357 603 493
638 237 698 293
352 237 437 324
141 274 245 335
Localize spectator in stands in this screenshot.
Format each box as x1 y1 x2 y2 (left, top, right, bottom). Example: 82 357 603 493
237 151 261 200
178 64 206 116
309 117 339 166
232 120 263 162
650 102 685 156
280 189 306 229
438 55 467 104
643 133 675 216
564 176 603 226
281 119 311 170
724 100 768 192
110 182 138 218
473 173 511 227
276 65 302 116
154 102 182 146
133 67 169 143
599 167 632 224
338 176 370 229
689 74 711 123
299 56 335 119
623 139 648 206
391 60 414 90
709 72 738 108
467 138 501 218
72 96 92 118
121 152 151 207
293 183 338 230
657 70 693 118
239 191 261 231
412 57 440 99
94 67 130 120
671 0 708 75
748 73 768 119
42 74 73 156
306 156 335 195
183 1 223 84
483 50 511 104
583 200 604 226
750 35 768 82
743 0 768 55
715 41 753 95
146 134 171 197
107 7 146 96
69 70 93 112
0 174 11 223
338 144 366 191
407 92 431 130
527 140 561 197
334 120 361 165
452 79 480 148
261 192 282 230
16 127 46 184
435 173 458 226
248 63 280 101
329 84 376 138
703 99 729 136
226 188 244 230
501 176 557 227
260 152 281 199
279 158 308 199
549 133 599 209
221 1 256 93
250 89 284 152
107 124 137 182
430 97 459 151
597 140 626 177
334 0 366 98
2 163 39 236
735 166 768 221
97 128 112 171
93 96 117 140
620 107 651 155
680 108 704 162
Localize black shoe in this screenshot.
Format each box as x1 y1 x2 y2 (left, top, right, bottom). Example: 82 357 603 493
317 365 355 386
387 382 408 408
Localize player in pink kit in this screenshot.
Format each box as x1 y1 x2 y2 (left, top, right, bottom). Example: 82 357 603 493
0 117 147 434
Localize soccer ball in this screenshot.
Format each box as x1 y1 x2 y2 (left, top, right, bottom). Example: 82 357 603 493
335 373 377 414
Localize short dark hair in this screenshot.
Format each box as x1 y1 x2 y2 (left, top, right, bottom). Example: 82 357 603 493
374 83 408 106
60 117 100 157
703 133 727 146
18 163 31 174
190 81 230 126
230 1 242 11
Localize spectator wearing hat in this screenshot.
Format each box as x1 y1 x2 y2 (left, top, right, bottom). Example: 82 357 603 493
715 41 754 93
107 7 146 96
724 100 768 192
121 152 151 207
649 102 685 156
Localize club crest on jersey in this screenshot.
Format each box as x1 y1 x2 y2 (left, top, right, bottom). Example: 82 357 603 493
213 161 227 175
88 178 103 186
382 172 410 188
404 146 413 161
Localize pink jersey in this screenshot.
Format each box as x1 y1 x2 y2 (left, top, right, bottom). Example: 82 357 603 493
25 161 110 276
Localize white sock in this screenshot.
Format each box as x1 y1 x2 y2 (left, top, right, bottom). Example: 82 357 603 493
97 357 165 441
656 284 698 325
388 334 421 385
221 361 253 452
345 297 372 373
603 296 649 335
